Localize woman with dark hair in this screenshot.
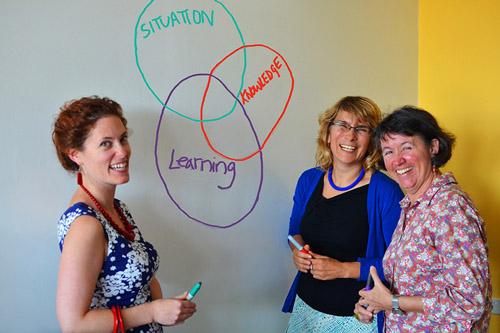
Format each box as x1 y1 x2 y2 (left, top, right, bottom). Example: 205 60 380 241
354 106 492 332
53 96 196 332
283 96 403 332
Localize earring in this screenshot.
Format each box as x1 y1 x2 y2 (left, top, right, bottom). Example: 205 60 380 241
431 158 436 173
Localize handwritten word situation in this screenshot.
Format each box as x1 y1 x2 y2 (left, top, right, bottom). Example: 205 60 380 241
141 9 215 39
168 148 236 190
240 56 282 105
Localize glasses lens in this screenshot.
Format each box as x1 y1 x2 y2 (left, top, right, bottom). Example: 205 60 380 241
332 121 370 135
355 127 370 135
333 121 348 131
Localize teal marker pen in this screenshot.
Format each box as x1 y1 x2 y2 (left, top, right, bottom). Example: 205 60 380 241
288 235 310 254
187 281 202 300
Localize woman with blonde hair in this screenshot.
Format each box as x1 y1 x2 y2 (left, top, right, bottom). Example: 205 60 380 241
283 96 403 332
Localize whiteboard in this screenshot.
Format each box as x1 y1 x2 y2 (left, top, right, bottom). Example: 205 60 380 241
0 0 417 331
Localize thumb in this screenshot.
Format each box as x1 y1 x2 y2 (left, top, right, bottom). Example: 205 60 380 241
174 291 188 299
302 244 314 257
370 266 382 286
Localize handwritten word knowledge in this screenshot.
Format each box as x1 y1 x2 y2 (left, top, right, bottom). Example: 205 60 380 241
240 56 282 105
141 9 215 39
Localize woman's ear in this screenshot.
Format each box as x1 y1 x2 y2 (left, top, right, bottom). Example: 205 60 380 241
67 148 81 166
430 138 439 156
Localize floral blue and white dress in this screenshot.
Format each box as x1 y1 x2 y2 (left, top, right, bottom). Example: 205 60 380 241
58 199 162 333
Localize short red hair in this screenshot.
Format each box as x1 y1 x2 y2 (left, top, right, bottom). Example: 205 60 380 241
52 96 127 172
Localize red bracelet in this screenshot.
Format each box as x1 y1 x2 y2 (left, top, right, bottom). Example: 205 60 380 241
116 306 125 333
111 306 118 333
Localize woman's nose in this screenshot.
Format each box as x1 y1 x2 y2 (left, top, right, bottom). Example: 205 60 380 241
345 127 357 140
393 152 406 166
116 143 130 157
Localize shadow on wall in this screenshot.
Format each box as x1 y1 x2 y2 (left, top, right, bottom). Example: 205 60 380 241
446 121 499 297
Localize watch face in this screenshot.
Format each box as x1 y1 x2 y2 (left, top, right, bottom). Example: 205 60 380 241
391 295 402 314
392 309 404 315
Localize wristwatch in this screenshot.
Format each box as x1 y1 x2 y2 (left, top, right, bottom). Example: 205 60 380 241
391 295 404 315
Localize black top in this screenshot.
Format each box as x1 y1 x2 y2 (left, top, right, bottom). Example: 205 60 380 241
297 176 369 316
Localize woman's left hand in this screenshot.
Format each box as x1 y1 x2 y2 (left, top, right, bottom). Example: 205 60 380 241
358 266 392 313
309 252 347 280
353 300 376 324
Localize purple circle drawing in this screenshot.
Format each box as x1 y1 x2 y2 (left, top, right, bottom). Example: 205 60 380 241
154 73 264 228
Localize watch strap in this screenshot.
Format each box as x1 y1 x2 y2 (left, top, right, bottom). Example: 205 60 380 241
391 295 404 314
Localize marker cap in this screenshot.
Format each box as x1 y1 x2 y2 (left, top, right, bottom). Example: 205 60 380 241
287 235 310 254
187 281 202 300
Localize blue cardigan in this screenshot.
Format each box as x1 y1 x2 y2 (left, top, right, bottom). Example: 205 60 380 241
282 168 403 332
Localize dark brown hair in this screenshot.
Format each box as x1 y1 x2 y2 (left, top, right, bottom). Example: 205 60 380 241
52 96 127 172
374 105 455 169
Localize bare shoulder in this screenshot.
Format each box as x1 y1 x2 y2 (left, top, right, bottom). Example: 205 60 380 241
63 214 106 251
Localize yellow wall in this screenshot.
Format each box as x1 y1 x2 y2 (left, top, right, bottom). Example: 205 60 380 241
419 0 500 330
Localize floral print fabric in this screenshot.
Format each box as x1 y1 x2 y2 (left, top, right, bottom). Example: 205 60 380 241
383 172 491 332
58 200 162 333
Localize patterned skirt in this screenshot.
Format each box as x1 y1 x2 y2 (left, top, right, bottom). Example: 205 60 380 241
286 296 377 333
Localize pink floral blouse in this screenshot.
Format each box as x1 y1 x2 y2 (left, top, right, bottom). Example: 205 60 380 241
383 173 491 332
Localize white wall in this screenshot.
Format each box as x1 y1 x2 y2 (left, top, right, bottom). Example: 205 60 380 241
0 1 417 331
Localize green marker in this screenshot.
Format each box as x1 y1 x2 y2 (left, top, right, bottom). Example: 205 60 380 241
187 281 202 300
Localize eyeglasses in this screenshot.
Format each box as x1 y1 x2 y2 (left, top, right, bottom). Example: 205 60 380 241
331 120 371 136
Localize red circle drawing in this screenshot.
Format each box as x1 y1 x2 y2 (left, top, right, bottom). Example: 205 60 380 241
200 43 294 161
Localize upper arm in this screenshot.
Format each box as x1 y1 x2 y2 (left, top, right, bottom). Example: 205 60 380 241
149 276 163 300
56 215 106 327
433 196 489 295
380 179 403 245
422 194 490 322
288 175 305 235
289 170 317 235
357 174 403 281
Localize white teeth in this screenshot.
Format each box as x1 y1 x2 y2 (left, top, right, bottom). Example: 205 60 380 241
340 144 356 152
110 162 127 170
396 167 412 175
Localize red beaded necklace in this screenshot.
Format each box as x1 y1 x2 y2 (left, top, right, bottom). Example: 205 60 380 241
77 172 135 241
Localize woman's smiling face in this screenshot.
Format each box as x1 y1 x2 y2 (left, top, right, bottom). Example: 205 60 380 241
70 115 131 189
381 133 438 202
328 110 371 168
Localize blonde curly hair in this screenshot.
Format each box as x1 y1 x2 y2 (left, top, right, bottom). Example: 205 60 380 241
316 96 382 171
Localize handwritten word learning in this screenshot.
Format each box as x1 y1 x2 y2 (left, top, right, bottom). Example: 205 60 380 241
168 148 236 190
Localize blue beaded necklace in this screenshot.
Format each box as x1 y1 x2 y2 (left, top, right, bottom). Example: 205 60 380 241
327 166 365 191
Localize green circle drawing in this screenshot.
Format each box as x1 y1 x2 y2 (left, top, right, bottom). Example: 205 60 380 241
134 0 247 122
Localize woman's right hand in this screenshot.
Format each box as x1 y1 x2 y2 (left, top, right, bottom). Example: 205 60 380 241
151 293 197 326
292 244 312 273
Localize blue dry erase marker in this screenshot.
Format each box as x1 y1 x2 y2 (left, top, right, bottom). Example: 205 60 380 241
361 271 374 310
186 281 202 300
364 272 373 291
287 235 310 254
